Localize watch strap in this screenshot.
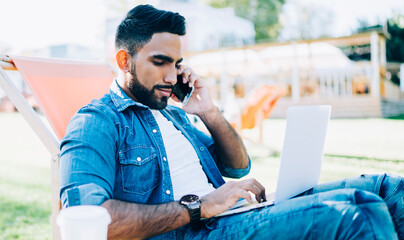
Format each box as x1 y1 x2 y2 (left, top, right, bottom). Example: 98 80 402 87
187 200 201 222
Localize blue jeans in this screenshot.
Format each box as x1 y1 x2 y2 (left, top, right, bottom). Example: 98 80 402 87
151 173 403 239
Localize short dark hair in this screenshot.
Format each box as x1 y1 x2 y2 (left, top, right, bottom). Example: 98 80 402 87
115 4 186 56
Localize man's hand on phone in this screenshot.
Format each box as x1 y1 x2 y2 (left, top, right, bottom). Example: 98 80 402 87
174 65 215 116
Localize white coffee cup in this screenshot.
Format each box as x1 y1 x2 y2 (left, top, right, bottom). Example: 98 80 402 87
57 205 111 240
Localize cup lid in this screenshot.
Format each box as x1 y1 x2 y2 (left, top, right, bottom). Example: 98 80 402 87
57 205 111 226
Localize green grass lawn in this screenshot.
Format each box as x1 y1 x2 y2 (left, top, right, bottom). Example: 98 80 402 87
242 118 404 189
0 113 51 239
0 113 403 239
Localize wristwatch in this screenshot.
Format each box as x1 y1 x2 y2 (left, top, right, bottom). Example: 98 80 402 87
179 194 201 223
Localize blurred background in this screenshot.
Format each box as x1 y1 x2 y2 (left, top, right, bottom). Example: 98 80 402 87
1 0 404 239
1 0 404 118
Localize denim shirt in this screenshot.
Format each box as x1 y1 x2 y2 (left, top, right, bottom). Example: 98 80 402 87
59 80 251 207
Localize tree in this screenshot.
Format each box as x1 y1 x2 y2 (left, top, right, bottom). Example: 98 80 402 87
278 0 335 41
354 14 404 63
203 0 285 41
386 14 404 86
353 14 404 86
386 14 404 63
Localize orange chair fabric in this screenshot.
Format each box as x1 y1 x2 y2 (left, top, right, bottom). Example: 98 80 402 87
240 85 286 130
11 56 114 139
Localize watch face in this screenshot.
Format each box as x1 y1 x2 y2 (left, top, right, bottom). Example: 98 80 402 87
180 194 199 205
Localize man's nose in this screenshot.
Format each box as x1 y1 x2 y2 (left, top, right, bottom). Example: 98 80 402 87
164 70 178 85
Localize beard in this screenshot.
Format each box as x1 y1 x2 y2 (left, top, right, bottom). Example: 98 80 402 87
128 65 173 110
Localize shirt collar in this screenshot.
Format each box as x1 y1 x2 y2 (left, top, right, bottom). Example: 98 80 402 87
110 79 149 111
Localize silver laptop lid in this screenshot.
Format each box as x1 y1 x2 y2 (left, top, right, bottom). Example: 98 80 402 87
275 105 331 204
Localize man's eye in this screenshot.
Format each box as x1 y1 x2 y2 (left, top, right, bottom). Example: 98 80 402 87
153 61 164 66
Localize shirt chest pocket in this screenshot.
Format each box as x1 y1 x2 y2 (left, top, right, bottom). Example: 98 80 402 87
118 146 160 195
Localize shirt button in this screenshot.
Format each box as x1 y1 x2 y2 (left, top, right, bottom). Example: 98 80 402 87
200 147 204 151
166 190 171 195
163 157 167 161
152 129 157 133
137 157 141 162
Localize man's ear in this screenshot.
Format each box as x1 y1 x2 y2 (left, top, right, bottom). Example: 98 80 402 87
116 50 131 72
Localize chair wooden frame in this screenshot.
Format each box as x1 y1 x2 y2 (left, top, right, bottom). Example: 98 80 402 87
0 55 61 239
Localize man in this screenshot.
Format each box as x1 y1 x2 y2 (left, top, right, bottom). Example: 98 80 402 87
60 4 403 239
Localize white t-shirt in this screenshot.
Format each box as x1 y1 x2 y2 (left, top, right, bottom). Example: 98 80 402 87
150 110 215 200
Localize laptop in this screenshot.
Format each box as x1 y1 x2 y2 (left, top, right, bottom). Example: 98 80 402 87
215 105 331 217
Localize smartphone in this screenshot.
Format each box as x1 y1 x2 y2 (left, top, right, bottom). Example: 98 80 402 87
172 75 194 105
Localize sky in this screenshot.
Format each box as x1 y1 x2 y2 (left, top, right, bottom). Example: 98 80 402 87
299 0 404 35
1 0 403 54
0 0 108 50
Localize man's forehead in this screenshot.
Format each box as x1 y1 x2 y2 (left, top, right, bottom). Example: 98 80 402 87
138 32 183 60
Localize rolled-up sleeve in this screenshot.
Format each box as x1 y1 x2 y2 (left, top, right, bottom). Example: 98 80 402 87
218 158 251 178
59 105 118 208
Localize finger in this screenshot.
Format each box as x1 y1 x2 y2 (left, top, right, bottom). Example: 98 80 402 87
188 73 199 88
255 191 267 203
250 178 265 191
251 179 266 198
178 65 188 74
177 66 185 83
237 189 253 203
252 180 266 202
182 68 193 83
239 179 266 202
252 186 265 202
260 190 267 202
249 187 265 203
240 179 265 193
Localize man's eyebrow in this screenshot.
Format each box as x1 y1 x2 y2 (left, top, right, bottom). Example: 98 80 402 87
176 58 183 65
151 54 183 64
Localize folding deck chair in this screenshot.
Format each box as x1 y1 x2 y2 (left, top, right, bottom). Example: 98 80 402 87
232 85 286 144
0 54 115 239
